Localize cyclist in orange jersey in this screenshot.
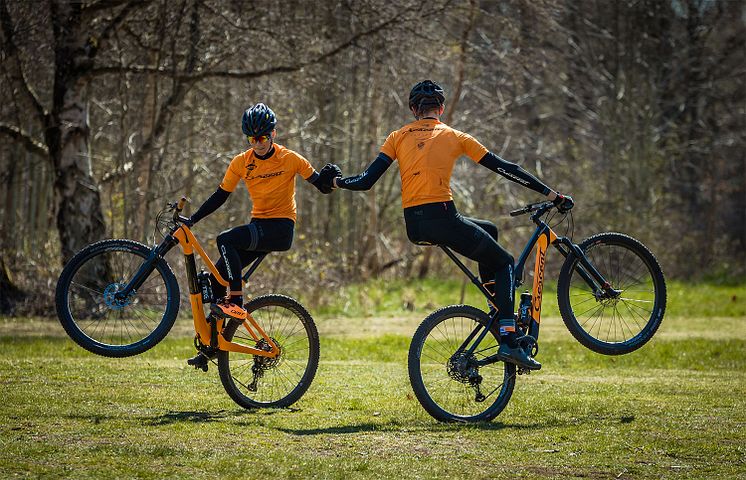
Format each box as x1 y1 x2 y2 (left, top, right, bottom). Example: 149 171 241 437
324 80 573 370
185 103 340 369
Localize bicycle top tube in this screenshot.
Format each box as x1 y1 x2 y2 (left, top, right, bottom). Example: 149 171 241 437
438 200 564 297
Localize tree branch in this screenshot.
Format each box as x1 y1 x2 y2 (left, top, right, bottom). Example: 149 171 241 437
89 5 419 82
94 0 149 50
0 0 48 126
129 0 198 169
0 123 49 157
81 0 142 18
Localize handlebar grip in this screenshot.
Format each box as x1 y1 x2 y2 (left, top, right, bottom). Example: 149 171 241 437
510 207 529 217
176 196 188 212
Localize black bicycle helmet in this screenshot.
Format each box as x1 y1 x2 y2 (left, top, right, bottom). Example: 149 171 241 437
241 103 277 137
408 80 445 113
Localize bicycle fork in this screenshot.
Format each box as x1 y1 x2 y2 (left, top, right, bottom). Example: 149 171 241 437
554 239 621 300
116 238 177 301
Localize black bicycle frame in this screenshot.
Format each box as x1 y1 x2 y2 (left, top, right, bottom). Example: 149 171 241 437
447 208 614 366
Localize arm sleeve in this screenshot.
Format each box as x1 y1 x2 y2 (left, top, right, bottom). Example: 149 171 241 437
190 187 231 224
478 151 551 195
336 153 393 191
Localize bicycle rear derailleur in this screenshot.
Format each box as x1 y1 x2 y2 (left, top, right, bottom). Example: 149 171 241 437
447 352 486 402
247 337 281 392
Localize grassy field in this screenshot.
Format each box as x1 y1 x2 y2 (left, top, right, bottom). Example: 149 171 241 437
1 281 745 479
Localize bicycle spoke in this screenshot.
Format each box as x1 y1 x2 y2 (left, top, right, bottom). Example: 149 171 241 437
221 297 317 408
414 311 512 420
561 235 664 352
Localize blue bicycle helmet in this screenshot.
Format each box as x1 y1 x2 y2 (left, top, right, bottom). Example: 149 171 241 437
241 103 277 137
408 80 445 113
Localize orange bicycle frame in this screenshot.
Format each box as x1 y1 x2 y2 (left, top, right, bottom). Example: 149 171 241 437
529 227 558 325
171 225 279 358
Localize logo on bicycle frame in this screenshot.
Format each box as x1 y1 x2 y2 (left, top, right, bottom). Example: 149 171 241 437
532 236 548 317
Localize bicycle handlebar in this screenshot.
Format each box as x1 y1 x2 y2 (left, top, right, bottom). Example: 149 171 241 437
509 201 554 217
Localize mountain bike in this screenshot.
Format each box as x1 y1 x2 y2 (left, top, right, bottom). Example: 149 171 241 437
55 197 319 409
408 201 666 422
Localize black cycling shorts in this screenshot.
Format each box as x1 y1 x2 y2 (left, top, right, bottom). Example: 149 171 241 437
403 201 513 283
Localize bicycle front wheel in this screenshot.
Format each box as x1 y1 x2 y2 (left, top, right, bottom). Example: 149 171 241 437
217 294 319 409
408 305 516 423
557 232 666 355
55 239 180 357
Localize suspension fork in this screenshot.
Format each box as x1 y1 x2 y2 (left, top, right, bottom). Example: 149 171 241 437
554 238 614 294
118 236 177 297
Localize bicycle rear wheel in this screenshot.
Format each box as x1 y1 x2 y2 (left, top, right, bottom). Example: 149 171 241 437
217 294 319 409
55 239 180 357
557 232 666 355
408 305 516 423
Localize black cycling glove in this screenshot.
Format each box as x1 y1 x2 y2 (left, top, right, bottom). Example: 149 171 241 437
553 193 574 213
317 163 342 193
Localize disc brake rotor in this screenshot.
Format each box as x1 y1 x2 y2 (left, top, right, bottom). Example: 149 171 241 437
103 283 132 310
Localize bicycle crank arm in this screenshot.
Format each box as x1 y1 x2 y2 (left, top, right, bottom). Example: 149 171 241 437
474 353 503 368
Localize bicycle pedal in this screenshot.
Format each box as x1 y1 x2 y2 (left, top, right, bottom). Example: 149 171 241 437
517 367 531 375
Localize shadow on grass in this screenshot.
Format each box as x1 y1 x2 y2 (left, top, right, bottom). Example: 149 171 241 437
273 411 618 435
275 420 546 436
144 406 304 426
145 410 238 425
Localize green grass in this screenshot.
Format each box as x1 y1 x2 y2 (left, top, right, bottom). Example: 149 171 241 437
306 277 746 319
1 280 745 478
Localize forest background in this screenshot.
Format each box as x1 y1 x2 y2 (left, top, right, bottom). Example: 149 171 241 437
1 0 744 315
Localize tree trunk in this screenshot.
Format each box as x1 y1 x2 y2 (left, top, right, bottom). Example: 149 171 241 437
48 1 106 263
0 255 25 314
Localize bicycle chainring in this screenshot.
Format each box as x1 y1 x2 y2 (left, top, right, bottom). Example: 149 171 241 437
516 335 539 357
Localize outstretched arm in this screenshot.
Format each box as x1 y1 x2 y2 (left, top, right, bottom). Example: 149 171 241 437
189 187 231 224
307 164 343 194
478 152 554 196
333 153 393 191
479 152 573 210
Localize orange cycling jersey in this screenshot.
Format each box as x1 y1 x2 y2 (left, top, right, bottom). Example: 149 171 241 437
219 144 314 221
380 119 488 208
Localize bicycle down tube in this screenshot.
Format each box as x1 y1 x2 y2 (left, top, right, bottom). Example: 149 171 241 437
443 210 616 367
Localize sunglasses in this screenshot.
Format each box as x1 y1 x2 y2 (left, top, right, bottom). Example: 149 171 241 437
247 134 272 144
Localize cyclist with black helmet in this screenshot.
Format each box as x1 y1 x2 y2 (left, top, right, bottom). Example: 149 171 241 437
324 80 573 370
185 103 340 369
